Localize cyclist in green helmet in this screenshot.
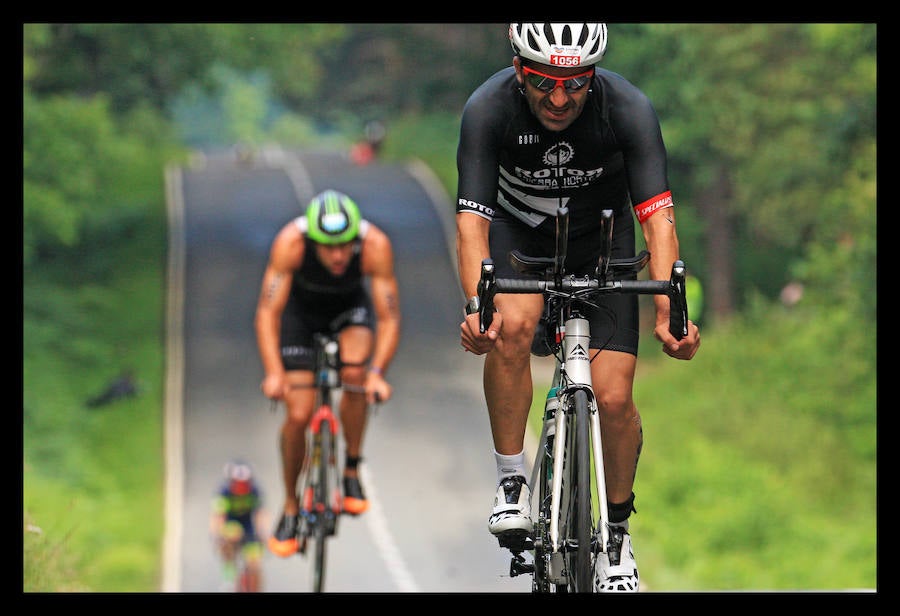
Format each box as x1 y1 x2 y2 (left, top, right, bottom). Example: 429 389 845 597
256 189 401 557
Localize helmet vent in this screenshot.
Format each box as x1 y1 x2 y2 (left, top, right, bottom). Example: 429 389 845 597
578 26 590 47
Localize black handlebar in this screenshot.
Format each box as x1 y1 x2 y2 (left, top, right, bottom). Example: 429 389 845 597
478 259 688 340
475 207 688 341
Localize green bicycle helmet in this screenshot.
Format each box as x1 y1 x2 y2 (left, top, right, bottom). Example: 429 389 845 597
305 190 362 245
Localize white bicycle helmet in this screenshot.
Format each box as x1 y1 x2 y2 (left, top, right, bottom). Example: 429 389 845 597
224 460 254 495
509 23 608 68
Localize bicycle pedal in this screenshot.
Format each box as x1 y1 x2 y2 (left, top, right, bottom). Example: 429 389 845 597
509 553 535 577
497 530 533 553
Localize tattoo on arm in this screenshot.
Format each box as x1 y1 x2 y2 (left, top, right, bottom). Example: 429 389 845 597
385 292 400 317
265 273 284 302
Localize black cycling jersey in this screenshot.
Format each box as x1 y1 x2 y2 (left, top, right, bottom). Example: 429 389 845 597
456 66 672 237
456 66 674 355
280 217 375 371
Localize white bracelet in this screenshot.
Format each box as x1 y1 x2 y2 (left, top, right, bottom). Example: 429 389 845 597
369 367 383 375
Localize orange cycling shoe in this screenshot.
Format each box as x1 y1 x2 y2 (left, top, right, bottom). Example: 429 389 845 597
267 513 299 557
342 476 370 515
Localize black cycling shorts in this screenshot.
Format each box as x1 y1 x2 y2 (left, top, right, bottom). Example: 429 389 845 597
279 300 375 371
488 209 640 355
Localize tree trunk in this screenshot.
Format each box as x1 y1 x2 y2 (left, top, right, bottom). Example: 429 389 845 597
698 167 735 324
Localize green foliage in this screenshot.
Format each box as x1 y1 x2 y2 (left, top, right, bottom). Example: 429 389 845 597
218 66 270 145
314 24 509 125
529 297 876 590
638 305 875 590
27 24 221 112
23 92 112 259
23 213 167 592
170 63 277 147
607 24 876 314
381 112 463 197
22 88 183 266
23 502 89 592
206 23 348 106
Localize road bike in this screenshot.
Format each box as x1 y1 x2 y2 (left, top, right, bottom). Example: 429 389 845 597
213 519 264 592
293 332 343 592
474 207 688 593
284 332 375 593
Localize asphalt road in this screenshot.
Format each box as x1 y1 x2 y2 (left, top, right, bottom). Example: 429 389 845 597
162 145 532 593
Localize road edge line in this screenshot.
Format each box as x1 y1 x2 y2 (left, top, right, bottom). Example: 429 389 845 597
161 163 187 592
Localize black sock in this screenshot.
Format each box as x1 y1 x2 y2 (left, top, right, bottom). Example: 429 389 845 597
609 492 637 526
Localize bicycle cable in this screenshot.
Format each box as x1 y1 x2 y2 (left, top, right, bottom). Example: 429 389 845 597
545 290 618 364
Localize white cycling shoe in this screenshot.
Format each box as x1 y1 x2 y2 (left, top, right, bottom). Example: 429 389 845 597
488 475 533 541
593 525 640 592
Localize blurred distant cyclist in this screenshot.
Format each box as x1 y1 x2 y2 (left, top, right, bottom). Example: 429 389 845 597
350 120 387 166
256 189 402 557
209 460 267 591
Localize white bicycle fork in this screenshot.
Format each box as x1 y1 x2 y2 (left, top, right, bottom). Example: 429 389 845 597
547 316 611 556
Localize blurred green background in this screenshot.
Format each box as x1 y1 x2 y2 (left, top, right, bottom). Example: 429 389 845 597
23 23 875 591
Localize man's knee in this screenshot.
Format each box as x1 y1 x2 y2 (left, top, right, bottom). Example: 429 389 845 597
283 407 311 431
496 317 539 357
595 390 634 420
340 363 367 387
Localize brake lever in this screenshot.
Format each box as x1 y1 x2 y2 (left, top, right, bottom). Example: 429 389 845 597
478 259 496 333
668 260 688 340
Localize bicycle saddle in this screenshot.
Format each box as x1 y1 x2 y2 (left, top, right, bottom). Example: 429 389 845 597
509 250 555 277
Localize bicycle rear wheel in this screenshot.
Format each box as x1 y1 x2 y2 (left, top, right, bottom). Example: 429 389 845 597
312 421 333 593
568 389 593 592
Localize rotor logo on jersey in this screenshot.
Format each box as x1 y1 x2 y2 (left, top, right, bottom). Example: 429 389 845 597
542 142 574 167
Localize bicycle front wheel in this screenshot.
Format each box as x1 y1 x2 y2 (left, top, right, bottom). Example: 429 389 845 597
312 421 333 593
568 388 593 592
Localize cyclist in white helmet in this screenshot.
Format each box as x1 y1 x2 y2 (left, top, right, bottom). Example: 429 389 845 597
256 189 401 557
457 23 700 592
209 460 268 591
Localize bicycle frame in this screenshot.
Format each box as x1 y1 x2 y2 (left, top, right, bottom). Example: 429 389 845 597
295 333 344 592
542 312 608 590
280 332 377 592
217 524 263 592
480 207 688 592
234 544 262 592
